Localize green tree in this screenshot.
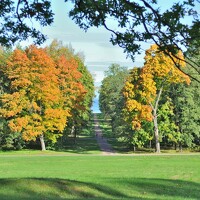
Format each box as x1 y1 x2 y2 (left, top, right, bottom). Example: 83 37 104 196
170 68 200 149
99 63 129 131
1 1 199 78
0 0 54 46
68 0 200 76
158 99 181 148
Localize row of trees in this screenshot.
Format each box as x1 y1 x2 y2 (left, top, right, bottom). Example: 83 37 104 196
0 40 95 150
99 44 200 153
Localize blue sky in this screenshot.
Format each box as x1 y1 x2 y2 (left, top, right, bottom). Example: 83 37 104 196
20 0 199 85
21 0 147 85
47 0 144 84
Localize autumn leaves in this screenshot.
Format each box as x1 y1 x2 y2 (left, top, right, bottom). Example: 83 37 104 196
0 42 94 150
123 44 190 152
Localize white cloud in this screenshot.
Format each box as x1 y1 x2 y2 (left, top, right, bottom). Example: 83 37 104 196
20 0 146 86
93 71 105 83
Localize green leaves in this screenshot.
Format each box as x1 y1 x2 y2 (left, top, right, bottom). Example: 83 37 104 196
0 0 54 46
68 0 200 75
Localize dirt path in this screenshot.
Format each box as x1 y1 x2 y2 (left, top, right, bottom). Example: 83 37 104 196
93 114 115 155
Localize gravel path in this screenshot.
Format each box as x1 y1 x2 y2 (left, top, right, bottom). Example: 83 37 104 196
93 114 115 155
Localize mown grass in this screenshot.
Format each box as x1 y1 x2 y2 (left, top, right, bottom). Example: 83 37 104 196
0 155 200 199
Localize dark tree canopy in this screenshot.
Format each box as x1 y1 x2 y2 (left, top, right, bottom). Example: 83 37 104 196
0 0 54 46
67 0 200 75
0 0 200 77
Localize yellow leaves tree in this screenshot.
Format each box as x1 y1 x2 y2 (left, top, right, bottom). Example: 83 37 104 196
123 44 190 153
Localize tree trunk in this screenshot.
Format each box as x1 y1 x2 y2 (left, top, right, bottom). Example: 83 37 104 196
179 143 183 152
71 125 77 144
149 140 152 148
74 128 77 144
151 86 163 154
153 110 160 153
71 125 75 136
39 134 46 151
133 145 136 152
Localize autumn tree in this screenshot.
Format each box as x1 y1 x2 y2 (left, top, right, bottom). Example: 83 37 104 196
73 57 95 138
123 44 190 153
0 46 70 150
46 40 94 142
0 47 21 150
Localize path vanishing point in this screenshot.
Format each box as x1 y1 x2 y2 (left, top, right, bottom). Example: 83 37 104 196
93 114 115 155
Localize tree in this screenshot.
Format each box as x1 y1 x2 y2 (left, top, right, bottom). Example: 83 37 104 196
46 40 95 143
68 0 200 78
99 64 129 130
123 44 190 153
0 47 23 150
1 1 199 77
0 46 70 150
0 41 95 150
169 66 200 149
157 99 181 149
72 57 95 138
0 0 54 46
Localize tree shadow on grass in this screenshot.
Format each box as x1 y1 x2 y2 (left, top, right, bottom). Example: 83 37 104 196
0 177 199 199
111 177 200 199
0 178 130 200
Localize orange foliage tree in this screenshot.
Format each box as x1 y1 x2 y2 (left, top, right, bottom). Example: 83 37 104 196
123 44 190 153
46 40 94 142
0 46 71 150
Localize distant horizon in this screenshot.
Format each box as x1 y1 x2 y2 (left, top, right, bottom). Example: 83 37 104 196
91 91 101 113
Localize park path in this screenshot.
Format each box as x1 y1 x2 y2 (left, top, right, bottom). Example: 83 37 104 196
93 114 115 155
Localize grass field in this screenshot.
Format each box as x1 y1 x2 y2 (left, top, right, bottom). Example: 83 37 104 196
0 114 200 199
0 154 200 199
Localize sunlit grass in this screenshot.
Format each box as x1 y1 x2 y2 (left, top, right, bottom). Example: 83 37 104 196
0 155 200 199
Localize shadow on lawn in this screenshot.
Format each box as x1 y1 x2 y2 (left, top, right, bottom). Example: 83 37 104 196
115 177 200 199
0 178 199 199
0 178 128 200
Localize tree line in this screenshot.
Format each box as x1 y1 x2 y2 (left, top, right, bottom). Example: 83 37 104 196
99 44 200 153
0 40 95 150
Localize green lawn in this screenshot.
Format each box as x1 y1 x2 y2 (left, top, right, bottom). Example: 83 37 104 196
0 154 200 199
